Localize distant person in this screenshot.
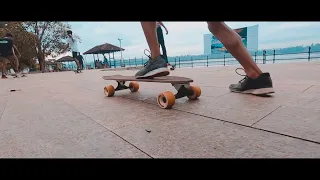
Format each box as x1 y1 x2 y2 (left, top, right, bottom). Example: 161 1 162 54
0 33 22 78
134 22 274 95
103 54 110 68
62 30 82 71
95 60 98 69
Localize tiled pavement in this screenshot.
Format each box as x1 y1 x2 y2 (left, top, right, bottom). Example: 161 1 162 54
0 61 319 158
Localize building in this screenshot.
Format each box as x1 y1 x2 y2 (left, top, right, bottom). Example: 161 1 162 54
203 24 259 55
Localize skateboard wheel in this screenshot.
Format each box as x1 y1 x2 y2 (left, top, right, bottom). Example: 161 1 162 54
187 85 201 100
157 91 175 109
104 85 115 97
129 81 139 92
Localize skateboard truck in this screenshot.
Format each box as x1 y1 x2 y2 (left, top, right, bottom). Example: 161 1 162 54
104 80 139 97
172 83 194 99
113 81 194 99
115 81 129 91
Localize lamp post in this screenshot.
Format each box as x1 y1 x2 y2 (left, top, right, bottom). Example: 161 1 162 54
118 38 123 66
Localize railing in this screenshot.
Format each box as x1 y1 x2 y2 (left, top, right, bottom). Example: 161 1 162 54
82 47 320 69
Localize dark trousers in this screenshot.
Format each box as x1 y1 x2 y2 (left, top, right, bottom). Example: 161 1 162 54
156 27 168 63
77 55 84 70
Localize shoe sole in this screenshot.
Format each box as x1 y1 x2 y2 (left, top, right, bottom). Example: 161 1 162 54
231 87 275 95
136 67 170 79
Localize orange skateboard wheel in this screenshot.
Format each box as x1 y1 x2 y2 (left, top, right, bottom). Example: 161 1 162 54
104 85 115 97
157 91 176 109
187 85 201 100
129 81 139 92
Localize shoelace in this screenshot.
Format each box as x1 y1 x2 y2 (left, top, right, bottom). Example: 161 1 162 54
143 49 168 67
144 49 151 59
143 49 152 67
235 68 248 83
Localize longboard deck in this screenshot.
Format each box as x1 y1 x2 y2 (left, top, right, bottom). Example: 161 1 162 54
102 75 193 84
10 74 27 77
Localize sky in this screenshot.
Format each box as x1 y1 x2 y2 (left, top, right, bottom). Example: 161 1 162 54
55 21 320 61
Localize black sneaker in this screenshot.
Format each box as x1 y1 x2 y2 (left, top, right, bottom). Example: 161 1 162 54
135 55 169 78
229 68 275 95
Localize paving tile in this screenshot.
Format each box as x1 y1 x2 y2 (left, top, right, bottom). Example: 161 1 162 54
0 95 10 117
0 92 149 158
303 85 320 94
116 88 295 126
63 94 179 131
0 62 319 158
114 112 320 158
253 93 320 143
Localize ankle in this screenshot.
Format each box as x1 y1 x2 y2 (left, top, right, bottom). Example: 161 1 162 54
151 51 161 60
151 55 160 60
245 69 261 79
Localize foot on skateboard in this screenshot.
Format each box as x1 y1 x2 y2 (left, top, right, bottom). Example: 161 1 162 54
135 55 169 79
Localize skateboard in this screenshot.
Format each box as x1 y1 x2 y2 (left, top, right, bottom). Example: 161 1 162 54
10 73 27 78
102 75 201 109
74 70 83 73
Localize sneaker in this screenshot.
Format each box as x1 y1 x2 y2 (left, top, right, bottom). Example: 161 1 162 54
1 75 7 79
135 55 169 78
229 68 275 95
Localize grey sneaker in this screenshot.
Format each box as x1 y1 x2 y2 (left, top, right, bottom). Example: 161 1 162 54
135 55 169 78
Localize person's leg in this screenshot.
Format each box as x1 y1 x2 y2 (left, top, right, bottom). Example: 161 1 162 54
72 52 80 70
0 57 8 79
1 63 7 78
135 22 169 78
142 22 161 59
157 27 168 63
15 55 20 73
76 55 82 70
78 55 84 70
207 22 262 77
207 22 274 95
78 58 83 70
8 55 21 77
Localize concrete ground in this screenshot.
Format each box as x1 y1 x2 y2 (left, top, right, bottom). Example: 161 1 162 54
0 61 319 158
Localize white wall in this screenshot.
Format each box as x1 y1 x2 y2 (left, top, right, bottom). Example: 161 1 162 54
247 24 259 52
203 34 212 55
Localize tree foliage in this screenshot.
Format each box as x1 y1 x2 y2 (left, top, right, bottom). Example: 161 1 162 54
0 21 81 71
0 22 37 69
23 21 81 71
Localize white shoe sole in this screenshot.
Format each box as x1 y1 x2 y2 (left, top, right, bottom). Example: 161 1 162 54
136 67 170 78
241 87 275 95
